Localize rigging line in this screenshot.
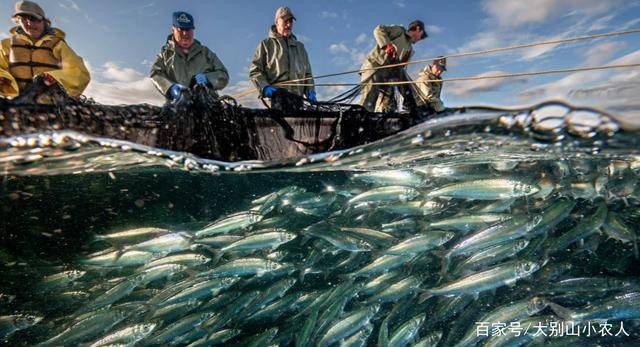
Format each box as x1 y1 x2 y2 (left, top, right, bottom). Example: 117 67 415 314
230 28 640 99
275 63 640 87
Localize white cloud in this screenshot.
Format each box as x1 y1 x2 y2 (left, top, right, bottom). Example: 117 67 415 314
319 11 339 19
620 17 640 30
84 78 164 106
101 62 145 83
426 25 443 35
482 0 559 28
457 31 503 54
447 71 528 96
329 43 350 55
393 0 407 8
517 49 640 129
583 41 625 66
355 33 369 45
115 2 158 17
82 61 163 106
224 80 263 108
482 0 621 29
0 31 8 39
58 0 80 12
297 34 312 44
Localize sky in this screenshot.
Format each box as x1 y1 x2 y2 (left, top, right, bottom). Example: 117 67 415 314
1 0 639 120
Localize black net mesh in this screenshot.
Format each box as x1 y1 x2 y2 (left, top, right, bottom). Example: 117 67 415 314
0 88 415 161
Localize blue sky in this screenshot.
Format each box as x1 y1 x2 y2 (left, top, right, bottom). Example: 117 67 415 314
1 0 639 119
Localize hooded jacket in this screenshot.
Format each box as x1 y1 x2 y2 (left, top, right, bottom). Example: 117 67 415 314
0 27 90 97
360 25 414 81
412 67 444 112
249 26 314 97
150 36 229 96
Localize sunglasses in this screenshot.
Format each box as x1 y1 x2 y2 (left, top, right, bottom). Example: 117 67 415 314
16 14 43 23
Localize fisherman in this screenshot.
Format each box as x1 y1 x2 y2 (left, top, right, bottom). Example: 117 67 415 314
150 11 229 103
413 56 446 115
360 20 427 113
0 1 90 100
249 6 316 110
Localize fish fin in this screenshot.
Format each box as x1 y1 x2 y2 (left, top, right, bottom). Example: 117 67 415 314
547 302 575 321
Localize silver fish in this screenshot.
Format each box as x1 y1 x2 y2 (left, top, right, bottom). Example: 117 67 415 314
388 313 426 347
384 231 454 255
0 314 43 340
421 260 541 300
351 170 425 187
220 231 297 253
88 323 157 347
124 231 192 254
427 178 540 200
317 305 379 347
94 227 168 244
348 186 419 205
194 212 263 238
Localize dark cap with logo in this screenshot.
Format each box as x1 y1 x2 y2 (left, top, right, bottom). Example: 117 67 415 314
173 11 194 29
433 56 447 71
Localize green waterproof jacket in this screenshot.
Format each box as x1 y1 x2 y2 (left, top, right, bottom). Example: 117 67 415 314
249 26 314 97
360 25 414 80
412 67 444 112
150 36 229 96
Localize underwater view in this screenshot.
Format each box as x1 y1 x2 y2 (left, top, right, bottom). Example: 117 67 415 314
1 101 639 346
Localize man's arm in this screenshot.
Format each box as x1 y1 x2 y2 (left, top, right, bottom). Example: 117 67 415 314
47 40 90 97
249 42 270 97
373 25 393 48
301 44 315 96
203 49 229 90
150 50 175 96
0 39 20 97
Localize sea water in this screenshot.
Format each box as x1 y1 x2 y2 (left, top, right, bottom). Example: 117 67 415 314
1 102 639 346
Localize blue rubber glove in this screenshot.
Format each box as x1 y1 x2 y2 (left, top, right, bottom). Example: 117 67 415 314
263 85 278 98
194 73 209 85
168 84 187 100
307 90 317 102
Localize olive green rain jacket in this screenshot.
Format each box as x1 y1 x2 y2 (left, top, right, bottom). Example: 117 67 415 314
150 36 229 97
360 25 414 81
249 26 314 97
413 67 445 112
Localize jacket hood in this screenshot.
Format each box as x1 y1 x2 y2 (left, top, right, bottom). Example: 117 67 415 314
268 25 298 42
164 34 204 52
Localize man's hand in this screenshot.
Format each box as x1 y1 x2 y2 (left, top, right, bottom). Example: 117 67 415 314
42 74 57 87
385 43 397 59
168 84 187 100
307 90 317 102
194 73 209 85
263 85 278 98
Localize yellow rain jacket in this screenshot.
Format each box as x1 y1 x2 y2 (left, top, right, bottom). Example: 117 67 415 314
0 27 90 98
